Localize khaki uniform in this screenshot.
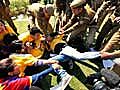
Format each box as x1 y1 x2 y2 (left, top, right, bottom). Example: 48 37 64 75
27 3 54 35
93 0 118 50
53 0 73 32
62 10 93 52
102 29 120 54
60 0 95 52
102 29 120 76
106 29 120 76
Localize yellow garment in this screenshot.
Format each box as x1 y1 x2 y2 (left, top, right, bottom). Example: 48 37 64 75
0 84 4 90
9 54 38 77
0 26 16 44
19 32 45 58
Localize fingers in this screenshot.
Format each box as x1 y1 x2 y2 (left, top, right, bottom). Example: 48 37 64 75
43 60 59 65
51 63 61 70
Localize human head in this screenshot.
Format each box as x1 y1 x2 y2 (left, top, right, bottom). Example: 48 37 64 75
0 58 20 78
53 0 66 9
0 20 6 33
70 0 86 15
30 27 43 40
43 4 54 18
3 33 18 45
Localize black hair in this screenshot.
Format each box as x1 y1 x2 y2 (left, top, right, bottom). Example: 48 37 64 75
29 0 39 4
0 58 14 78
10 40 23 53
3 33 22 53
3 33 18 45
30 27 43 35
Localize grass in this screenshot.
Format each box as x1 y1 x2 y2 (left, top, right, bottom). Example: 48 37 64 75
13 18 28 34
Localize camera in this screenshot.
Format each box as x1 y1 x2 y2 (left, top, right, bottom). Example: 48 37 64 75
86 69 120 90
86 72 110 90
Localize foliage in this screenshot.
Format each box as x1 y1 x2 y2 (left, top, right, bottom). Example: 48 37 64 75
10 0 29 16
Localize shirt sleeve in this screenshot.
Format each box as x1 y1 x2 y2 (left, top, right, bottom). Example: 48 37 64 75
31 67 53 85
2 76 32 90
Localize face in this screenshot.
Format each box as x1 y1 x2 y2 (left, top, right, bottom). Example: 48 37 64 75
8 65 20 76
34 33 41 40
12 65 20 75
0 22 5 33
43 8 50 19
71 7 83 15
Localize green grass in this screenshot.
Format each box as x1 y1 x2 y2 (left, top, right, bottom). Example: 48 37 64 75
14 19 28 34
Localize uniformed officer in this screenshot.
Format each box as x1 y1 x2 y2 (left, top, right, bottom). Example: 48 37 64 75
94 0 119 50
60 0 95 52
53 0 73 32
100 28 120 75
27 3 54 35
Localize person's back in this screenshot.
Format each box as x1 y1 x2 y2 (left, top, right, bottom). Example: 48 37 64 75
27 3 54 35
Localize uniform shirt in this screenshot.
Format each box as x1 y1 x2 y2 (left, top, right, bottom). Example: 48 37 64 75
102 29 120 57
62 10 91 37
0 76 32 90
27 3 53 35
9 54 38 77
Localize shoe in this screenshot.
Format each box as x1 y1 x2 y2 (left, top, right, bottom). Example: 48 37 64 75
61 74 72 90
50 74 72 90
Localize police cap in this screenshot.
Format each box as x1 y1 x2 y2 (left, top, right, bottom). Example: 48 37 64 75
70 0 86 8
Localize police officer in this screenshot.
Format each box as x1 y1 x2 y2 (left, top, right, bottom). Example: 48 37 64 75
93 0 119 50
60 0 95 52
100 28 120 75
53 0 73 32
27 3 54 35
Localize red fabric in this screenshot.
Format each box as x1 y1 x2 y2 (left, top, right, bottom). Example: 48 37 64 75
0 76 31 90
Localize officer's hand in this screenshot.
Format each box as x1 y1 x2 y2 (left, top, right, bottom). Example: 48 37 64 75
43 60 59 65
100 52 113 59
52 63 61 70
114 16 120 24
59 28 64 34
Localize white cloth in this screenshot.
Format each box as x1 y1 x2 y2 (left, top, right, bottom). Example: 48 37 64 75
60 46 101 60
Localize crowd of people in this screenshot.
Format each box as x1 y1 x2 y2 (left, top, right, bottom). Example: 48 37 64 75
0 0 119 90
